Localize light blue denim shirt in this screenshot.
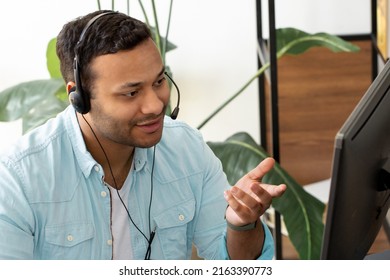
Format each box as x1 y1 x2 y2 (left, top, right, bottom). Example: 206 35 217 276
0 106 274 260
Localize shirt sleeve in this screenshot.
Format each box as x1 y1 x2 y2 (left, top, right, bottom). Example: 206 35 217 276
191 137 275 260
190 140 230 259
0 159 35 259
219 221 275 260
257 222 275 259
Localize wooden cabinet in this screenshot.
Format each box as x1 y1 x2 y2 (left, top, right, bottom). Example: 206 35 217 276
266 40 372 185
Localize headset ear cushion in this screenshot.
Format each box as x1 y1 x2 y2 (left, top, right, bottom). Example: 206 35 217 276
69 86 88 114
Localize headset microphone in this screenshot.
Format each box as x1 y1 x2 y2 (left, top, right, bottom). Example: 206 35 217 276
165 72 180 120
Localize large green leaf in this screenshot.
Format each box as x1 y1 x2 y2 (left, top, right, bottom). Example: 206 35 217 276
0 79 65 122
207 132 325 259
46 38 62 79
22 89 68 133
276 27 360 57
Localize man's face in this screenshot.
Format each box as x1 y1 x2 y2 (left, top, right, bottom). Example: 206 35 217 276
86 38 170 149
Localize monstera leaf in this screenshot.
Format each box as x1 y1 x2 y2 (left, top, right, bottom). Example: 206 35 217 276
207 132 326 259
0 79 68 133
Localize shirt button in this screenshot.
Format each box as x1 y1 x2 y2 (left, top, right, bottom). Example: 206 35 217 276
107 239 113 246
101 191 107 198
94 165 100 172
67 235 74 242
178 214 185 221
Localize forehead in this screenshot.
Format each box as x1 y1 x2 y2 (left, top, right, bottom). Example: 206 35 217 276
90 38 163 83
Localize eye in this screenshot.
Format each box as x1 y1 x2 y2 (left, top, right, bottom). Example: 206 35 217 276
124 90 138 97
154 77 166 87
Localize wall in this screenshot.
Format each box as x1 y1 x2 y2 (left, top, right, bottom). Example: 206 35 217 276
0 0 371 154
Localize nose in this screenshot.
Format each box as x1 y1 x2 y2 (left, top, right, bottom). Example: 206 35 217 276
140 88 165 116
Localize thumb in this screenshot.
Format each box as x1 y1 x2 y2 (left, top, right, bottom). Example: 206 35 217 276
246 157 275 181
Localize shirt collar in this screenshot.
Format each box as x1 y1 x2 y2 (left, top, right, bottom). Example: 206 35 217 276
133 147 148 172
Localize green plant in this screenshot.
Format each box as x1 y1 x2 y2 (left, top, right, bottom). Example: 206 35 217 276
0 2 360 259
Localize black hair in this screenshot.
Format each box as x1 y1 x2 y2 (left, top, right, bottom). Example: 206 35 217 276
56 10 151 97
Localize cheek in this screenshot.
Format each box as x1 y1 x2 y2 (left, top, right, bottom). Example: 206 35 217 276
164 84 175 104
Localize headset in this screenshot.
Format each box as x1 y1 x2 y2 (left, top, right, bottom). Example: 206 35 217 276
69 11 181 119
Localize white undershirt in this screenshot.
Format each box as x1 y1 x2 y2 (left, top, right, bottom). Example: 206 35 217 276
108 173 133 260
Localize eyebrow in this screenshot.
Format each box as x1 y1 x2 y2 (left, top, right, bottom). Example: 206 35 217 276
117 66 166 90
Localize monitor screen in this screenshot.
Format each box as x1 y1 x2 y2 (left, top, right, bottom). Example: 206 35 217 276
320 60 390 259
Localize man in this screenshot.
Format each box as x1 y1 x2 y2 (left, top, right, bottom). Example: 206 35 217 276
0 10 286 260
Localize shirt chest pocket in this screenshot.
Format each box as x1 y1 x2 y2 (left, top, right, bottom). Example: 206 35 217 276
42 222 95 259
153 198 195 259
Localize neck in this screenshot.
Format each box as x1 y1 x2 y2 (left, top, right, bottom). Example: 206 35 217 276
78 113 134 189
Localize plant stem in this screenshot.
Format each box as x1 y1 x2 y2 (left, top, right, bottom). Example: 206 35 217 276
138 0 151 28
127 0 130 15
97 0 101 10
162 0 174 63
151 0 162 57
197 62 270 130
112 0 115 10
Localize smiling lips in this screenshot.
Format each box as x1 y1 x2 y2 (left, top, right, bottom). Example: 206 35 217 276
136 116 163 133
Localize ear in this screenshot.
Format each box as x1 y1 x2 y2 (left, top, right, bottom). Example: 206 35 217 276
66 82 76 95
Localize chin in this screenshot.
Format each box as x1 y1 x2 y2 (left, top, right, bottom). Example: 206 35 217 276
134 133 163 148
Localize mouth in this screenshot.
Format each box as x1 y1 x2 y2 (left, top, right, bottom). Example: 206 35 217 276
136 116 164 134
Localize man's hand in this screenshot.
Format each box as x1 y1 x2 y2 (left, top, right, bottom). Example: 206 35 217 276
224 157 286 227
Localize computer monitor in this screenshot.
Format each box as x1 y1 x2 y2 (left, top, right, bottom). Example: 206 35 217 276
320 60 390 260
